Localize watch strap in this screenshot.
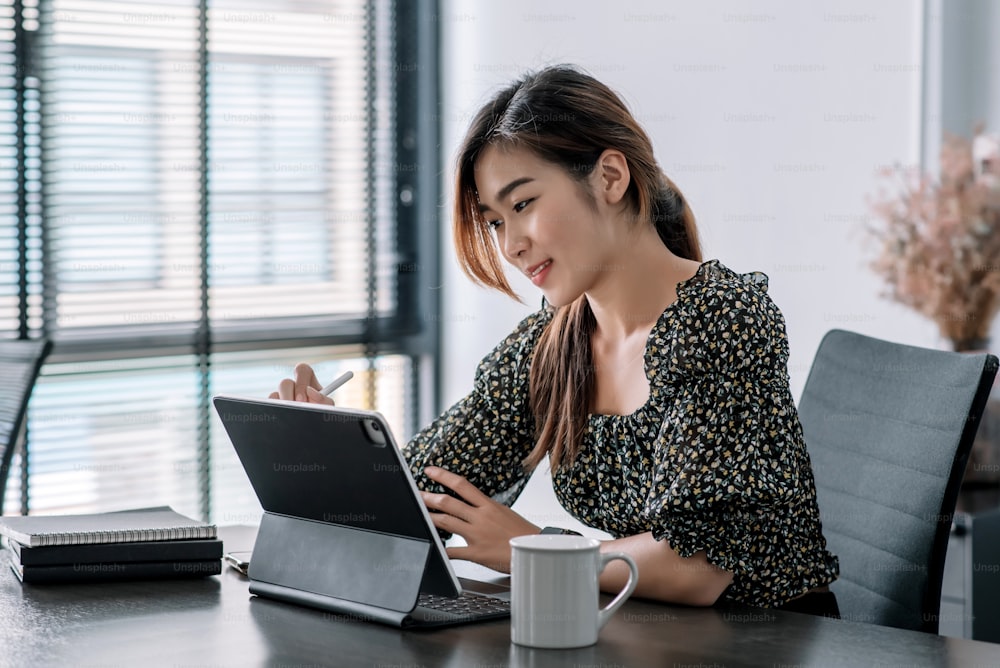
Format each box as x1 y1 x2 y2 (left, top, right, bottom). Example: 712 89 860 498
539 526 582 536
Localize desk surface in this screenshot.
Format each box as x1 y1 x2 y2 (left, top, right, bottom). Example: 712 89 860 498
2 526 1000 668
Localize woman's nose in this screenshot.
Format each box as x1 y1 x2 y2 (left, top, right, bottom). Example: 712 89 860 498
501 224 528 260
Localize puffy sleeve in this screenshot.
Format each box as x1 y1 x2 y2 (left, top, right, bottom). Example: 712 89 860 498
403 307 552 506
644 271 800 574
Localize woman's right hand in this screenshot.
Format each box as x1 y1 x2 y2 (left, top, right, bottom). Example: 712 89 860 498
269 362 334 405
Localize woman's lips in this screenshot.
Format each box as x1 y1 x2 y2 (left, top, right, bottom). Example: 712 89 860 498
529 260 552 286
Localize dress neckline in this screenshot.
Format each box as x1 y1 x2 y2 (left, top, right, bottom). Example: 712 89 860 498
588 259 720 422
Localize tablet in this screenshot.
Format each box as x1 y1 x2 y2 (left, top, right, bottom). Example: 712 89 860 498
213 394 477 623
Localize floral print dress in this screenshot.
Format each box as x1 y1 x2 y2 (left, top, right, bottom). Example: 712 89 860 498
404 260 839 607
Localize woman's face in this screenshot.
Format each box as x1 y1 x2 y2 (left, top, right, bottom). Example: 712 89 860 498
474 144 615 308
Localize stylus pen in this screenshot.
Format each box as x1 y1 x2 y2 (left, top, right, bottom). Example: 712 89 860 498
320 370 354 397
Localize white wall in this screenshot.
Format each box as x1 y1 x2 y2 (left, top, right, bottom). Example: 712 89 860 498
437 0 932 533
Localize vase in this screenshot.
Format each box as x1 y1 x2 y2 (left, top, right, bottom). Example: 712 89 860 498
952 337 1000 488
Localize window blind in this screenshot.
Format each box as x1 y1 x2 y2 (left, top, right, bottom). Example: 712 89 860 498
207 0 397 334
37 0 400 350
0 0 436 518
0 0 21 333
0 0 40 338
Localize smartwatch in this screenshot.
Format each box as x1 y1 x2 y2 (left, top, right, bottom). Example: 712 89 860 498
540 526 583 536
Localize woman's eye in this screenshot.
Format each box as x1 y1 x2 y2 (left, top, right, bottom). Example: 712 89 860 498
486 219 503 230
513 198 533 213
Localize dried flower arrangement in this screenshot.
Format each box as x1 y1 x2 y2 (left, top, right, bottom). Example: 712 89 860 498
866 128 1000 351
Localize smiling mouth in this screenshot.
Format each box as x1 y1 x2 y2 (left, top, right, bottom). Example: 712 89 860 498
528 260 552 278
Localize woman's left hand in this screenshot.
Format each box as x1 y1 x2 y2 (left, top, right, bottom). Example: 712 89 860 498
420 466 541 573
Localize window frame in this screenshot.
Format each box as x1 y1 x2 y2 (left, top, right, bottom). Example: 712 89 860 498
2 0 441 516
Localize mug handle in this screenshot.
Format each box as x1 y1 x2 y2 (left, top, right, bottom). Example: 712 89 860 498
596 551 639 630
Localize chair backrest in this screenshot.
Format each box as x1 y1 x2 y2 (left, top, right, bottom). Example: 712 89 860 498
0 338 52 515
798 329 998 633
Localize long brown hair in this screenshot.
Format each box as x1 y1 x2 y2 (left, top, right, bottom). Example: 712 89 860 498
453 65 702 472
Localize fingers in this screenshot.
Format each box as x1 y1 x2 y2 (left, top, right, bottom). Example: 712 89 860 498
424 466 489 507
443 545 509 573
293 363 322 402
271 386 333 405
305 386 334 406
425 507 468 534
275 378 297 401
444 546 473 562
420 472 525 574
421 491 474 524
273 363 325 403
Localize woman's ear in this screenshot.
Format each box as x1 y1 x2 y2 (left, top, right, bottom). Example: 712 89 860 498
594 149 630 206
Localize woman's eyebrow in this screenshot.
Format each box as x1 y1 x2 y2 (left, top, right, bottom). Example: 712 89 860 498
477 177 535 213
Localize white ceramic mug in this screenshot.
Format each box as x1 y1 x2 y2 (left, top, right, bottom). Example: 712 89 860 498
509 534 639 649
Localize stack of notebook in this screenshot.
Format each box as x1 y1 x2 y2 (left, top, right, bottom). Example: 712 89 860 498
0 506 223 584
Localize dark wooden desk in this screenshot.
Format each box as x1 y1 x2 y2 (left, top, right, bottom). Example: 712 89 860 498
2 526 1000 667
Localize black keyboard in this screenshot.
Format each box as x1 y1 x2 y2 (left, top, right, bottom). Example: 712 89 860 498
416 591 510 618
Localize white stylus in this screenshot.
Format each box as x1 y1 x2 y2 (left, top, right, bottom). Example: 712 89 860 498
320 370 354 396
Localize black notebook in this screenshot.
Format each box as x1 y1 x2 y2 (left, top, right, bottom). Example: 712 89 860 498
0 506 216 548
9 536 223 567
8 550 222 584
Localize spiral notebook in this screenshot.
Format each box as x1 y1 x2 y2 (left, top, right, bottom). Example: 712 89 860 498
0 506 216 548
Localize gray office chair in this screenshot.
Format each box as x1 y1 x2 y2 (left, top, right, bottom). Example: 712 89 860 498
0 338 52 515
798 329 998 633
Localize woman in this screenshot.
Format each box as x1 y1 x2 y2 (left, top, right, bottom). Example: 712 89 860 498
273 64 839 615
